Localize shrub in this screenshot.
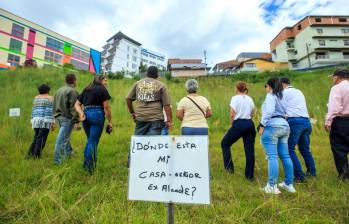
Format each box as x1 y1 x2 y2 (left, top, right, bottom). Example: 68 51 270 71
132 75 140 81
164 72 172 81
63 63 75 70
107 71 124 80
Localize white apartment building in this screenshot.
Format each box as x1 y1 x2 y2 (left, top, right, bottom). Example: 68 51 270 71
141 48 166 70
101 31 141 73
271 15 349 70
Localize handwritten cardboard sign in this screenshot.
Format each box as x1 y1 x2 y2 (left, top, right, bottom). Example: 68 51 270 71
128 136 210 205
9 108 20 117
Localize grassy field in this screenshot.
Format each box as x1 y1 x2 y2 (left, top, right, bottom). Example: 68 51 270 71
0 68 348 224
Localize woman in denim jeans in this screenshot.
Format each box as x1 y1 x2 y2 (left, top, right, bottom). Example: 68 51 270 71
75 75 112 174
259 78 295 194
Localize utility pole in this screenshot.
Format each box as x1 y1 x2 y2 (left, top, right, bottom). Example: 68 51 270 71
306 43 311 68
204 50 207 73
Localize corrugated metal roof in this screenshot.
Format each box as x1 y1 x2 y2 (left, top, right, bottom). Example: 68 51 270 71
237 52 270 59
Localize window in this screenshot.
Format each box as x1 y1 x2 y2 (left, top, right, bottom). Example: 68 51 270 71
127 46 130 51
342 28 349 34
343 52 349 59
11 24 24 38
339 18 347 22
297 24 302 30
127 62 129 67
315 18 322 22
7 54 20 66
318 40 326 46
344 40 349 46
72 47 89 62
71 59 89 71
315 52 329 59
9 38 22 52
291 63 298 68
316 28 323 34
286 42 294 48
245 63 256 68
127 54 129 59
133 48 137 54
132 56 137 62
45 50 62 64
132 63 137 69
46 37 64 52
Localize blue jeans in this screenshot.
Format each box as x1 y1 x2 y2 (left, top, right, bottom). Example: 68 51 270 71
261 126 294 186
161 126 169 135
288 117 316 180
82 107 105 173
134 120 164 135
181 127 208 135
54 117 74 164
221 119 256 179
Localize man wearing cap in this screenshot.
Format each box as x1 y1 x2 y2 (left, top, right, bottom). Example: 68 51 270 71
281 77 316 182
325 69 349 180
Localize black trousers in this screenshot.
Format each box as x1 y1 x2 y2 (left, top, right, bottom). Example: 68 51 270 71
330 117 349 179
221 119 256 179
28 128 50 158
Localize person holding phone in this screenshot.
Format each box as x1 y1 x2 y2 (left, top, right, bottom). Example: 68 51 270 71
75 75 112 174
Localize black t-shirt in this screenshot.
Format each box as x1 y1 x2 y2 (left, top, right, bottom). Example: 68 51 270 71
78 83 111 107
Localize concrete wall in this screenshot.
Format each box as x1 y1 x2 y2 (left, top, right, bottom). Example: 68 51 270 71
171 69 208 77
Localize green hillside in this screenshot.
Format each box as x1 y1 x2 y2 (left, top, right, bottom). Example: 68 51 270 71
0 68 348 223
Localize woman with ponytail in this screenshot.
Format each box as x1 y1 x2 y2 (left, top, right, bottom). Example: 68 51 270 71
75 75 112 174
259 77 295 194
221 81 256 180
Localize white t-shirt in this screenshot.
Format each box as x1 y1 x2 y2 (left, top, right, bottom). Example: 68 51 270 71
230 95 255 120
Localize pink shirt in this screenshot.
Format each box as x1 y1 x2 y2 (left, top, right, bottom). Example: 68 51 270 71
326 80 349 126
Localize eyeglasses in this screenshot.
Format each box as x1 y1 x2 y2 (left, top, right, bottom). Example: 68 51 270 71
264 84 268 88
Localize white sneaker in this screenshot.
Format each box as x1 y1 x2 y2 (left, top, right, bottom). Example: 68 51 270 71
262 183 281 194
278 182 296 193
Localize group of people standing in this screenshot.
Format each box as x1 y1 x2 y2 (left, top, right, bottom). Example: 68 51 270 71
27 74 112 174
220 76 316 194
27 66 349 190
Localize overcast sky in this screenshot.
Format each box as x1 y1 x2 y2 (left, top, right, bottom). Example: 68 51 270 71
1 0 348 66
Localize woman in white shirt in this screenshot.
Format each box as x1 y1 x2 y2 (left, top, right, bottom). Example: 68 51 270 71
221 81 256 180
176 79 212 135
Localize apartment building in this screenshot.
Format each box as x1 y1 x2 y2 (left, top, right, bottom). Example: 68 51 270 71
101 31 141 74
167 58 207 77
270 15 349 70
141 48 166 70
212 59 239 74
0 8 100 73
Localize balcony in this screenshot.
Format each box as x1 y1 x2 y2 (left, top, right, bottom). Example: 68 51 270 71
286 44 295 51
314 40 349 49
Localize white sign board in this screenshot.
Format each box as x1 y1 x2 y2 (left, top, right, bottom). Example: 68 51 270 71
9 108 20 117
128 136 210 205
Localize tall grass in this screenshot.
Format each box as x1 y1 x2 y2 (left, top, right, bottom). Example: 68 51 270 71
0 68 348 223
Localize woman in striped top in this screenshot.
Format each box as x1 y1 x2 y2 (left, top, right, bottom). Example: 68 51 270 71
27 84 54 158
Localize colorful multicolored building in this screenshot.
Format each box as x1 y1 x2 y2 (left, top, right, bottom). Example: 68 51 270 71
0 8 100 73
